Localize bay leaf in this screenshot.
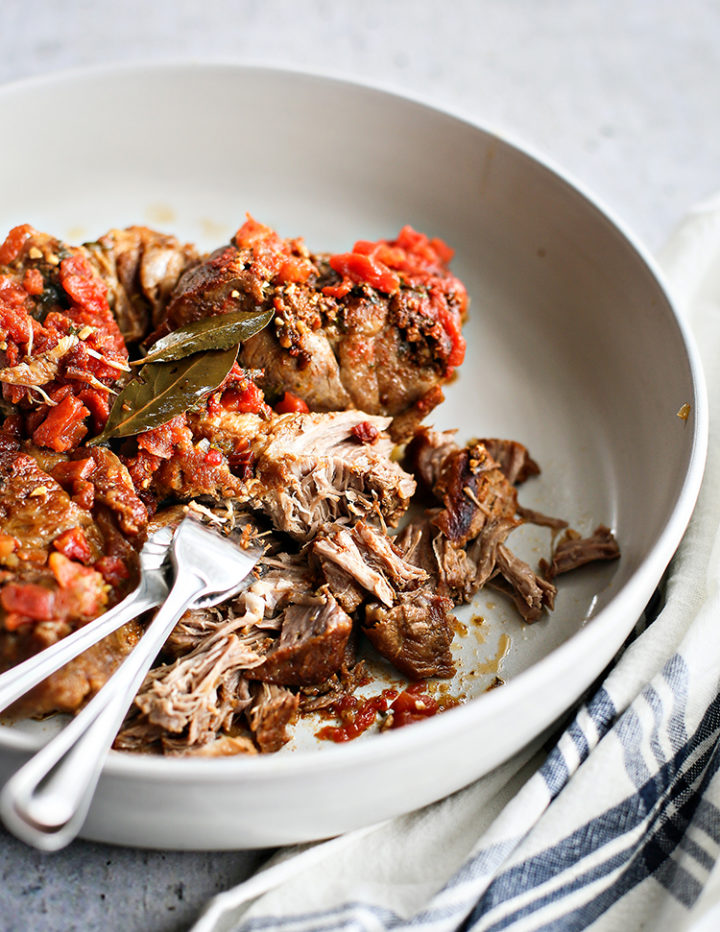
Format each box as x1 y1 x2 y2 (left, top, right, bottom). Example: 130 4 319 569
134 308 274 365
89 344 238 444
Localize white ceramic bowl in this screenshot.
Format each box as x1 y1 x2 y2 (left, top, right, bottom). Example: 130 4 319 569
0 63 707 849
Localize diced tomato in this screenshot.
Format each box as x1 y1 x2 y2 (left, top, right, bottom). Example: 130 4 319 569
350 420 379 444
59 253 126 356
315 690 398 743
136 414 191 458
274 391 309 414
276 255 314 284
0 275 31 310
389 226 454 271
1 582 56 626
48 552 106 617
51 458 95 486
234 216 275 248
94 555 130 588
22 267 44 296
321 280 353 299
53 527 93 564
234 214 315 287
0 224 36 266
32 393 90 452
220 381 267 414
328 252 400 295
0 281 32 345
204 448 223 467
59 253 108 317
389 683 439 728
77 388 111 433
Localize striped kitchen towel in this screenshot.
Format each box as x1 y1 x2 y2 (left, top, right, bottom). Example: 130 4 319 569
191 200 720 932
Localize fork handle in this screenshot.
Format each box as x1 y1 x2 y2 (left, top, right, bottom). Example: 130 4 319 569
0 571 205 851
0 584 162 716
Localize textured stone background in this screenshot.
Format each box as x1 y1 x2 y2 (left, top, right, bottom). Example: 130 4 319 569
1 1 719 929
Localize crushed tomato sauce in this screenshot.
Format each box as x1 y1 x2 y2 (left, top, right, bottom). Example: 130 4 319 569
315 682 460 742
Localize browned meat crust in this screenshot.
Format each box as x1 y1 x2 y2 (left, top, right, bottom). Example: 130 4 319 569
247 683 299 753
401 428 586 623
477 438 541 485
431 442 520 547
490 544 556 623
313 520 455 679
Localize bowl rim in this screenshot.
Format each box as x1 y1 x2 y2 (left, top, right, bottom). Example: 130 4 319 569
0 60 709 781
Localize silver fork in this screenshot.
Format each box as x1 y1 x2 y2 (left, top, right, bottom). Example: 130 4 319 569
0 526 173 715
0 516 262 851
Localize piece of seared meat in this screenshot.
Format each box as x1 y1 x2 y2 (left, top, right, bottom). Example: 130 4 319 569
129 407 416 538
248 412 415 538
297 658 368 713
403 427 459 493
247 682 300 754
313 520 428 611
402 428 619 623
490 544 556 623
475 437 541 486
253 592 354 686
543 525 621 579
117 536 350 754
130 628 266 745
406 430 540 492
364 590 456 680
6 622 144 718
84 226 199 343
395 516 495 603
431 441 521 547
155 218 467 440
313 520 456 679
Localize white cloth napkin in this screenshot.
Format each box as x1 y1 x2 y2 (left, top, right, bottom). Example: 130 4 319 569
191 199 720 932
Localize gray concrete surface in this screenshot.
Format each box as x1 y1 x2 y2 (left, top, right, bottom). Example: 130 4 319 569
0 1 719 929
